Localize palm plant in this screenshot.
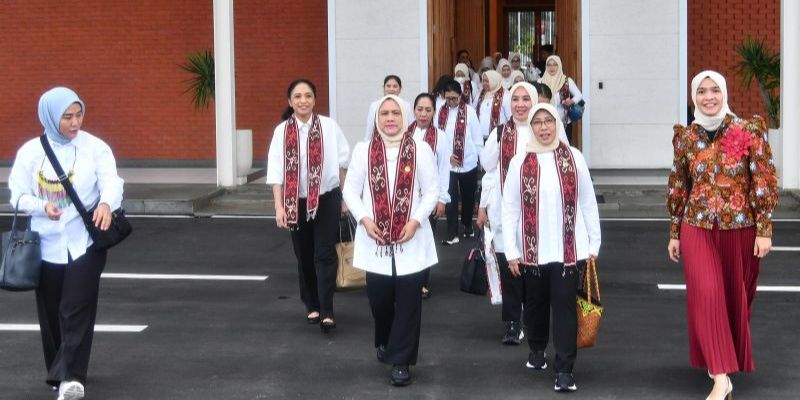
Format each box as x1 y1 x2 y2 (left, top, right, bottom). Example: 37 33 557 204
735 36 780 128
180 49 215 110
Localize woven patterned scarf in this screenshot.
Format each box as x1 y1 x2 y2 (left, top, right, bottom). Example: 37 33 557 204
437 103 467 167
283 114 324 229
461 80 473 105
477 87 504 127
499 120 517 192
520 141 578 266
406 121 437 151
368 134 417 256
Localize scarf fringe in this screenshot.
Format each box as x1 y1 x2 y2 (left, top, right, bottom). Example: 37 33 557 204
374 242 403 257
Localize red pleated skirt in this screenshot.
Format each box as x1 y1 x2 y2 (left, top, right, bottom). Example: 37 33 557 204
680 223 760 374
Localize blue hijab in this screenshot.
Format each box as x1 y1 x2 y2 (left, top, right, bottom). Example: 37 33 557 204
38 87 85 145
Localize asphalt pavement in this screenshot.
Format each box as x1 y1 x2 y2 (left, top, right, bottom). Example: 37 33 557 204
0 217 798 399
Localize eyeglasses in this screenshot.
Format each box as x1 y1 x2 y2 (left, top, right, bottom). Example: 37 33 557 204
532 118 556 130
445 96 461 102
546 63 558 67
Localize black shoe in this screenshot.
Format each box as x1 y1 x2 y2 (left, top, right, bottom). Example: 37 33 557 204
502 321 522 345
462 228 475 238
526 350 547 370
390 364 411 386
320 319 336 333
554 372 577 392
376 345 386 362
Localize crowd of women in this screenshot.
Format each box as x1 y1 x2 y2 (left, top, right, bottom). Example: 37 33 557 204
8 48 776 399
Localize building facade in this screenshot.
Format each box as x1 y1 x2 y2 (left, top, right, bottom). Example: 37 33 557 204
2 0 794 186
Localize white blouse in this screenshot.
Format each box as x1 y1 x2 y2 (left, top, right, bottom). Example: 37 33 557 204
476 91 512 139
266 115 350 197
478 120 532 252
362 98 415 142
8 131 124 263
412 127 451 204
501 146 601 264
343 138 439 276
434 104 483 173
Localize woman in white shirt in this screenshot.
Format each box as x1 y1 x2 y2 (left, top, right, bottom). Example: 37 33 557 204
502 103 600 394
538 55 584 142
407 93 451 299
435 80 483 244
9 87 124 400
267 79 350 333
363 75 415 142
476 71 512 141
497 58 514 90
343 95 439 386
477 82 538 346
454 63 478 108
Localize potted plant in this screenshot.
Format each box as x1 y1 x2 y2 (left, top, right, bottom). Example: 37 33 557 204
735 36 781 175
180 49 253 177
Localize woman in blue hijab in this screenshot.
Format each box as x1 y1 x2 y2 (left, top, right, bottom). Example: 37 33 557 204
8 87 125 400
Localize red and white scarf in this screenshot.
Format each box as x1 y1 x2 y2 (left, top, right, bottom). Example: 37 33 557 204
406 121 437 151
461 80 473 105
437 103 468 167
368 133 417 256
283 114 324 229
520 141 578 267
477 87 505 127
499 120 517 192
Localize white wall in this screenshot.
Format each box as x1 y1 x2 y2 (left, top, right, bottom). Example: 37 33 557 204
780 0 799 189
329 0 427 147
586 0 683 168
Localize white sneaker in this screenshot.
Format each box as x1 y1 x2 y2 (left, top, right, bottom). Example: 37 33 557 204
57 381 84 400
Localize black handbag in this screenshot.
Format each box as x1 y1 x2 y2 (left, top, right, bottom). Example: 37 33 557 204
0 198 42 291
459 235 488 295
40 136 132 251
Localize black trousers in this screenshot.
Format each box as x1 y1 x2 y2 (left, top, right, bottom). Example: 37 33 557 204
496 252 524 322
290 189 340 319
366 260 426 366
36 246 107 386
523 261 584 373
422 215 438 287
446 167 478 238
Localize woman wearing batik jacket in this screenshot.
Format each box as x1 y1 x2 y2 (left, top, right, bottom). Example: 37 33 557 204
666 70 778 400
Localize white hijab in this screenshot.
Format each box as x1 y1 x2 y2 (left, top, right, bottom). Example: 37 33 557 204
526 103 567 153
496 58 514 89
510 70 525 85
454 63 470 79
483 70 503 97
509 82 538 123
540 55 567 97
374 95 409 147
691 70 736 131
509 52 522 70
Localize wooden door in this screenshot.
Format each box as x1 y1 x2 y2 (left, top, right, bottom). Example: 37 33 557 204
428 0 456 90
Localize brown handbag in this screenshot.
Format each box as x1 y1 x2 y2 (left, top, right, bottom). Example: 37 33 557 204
335 216 365 290
576 258 602 348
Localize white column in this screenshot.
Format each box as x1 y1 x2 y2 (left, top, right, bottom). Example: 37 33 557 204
213 0 238 187
781 0 800 189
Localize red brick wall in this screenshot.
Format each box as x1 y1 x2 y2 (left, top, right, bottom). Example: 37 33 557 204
0 0 328 161
688 0 780 120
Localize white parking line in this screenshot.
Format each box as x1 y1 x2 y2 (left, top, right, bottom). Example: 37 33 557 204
772 246 800 252
101 273 268 281
658 284 800 292
0 324 147 332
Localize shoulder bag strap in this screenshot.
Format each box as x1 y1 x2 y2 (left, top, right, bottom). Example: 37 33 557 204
39 136 93 227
